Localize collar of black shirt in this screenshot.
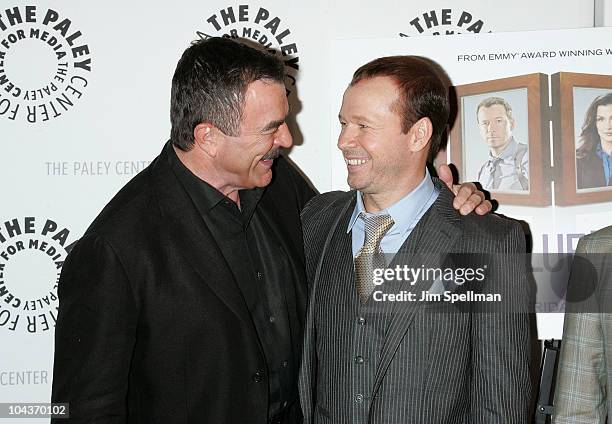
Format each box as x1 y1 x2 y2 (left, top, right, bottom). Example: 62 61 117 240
167 141 264 224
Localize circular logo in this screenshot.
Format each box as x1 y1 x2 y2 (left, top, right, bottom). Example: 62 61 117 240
0 217 74 334
399 9 491 37
0 6 92 124
196 5 299 97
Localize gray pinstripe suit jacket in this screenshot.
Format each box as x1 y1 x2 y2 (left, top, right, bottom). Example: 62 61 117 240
298 180 531 424
553 226 612 424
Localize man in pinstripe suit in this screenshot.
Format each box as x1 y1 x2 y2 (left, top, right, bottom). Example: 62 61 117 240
553 225 612 424
298 56 532 423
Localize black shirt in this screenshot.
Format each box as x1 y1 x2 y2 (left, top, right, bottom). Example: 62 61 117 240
168 146 295 419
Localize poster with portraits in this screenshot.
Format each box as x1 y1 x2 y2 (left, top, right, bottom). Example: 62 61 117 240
450 74 551 206
553 72 612 205
451 71 612 206
449 71 612 207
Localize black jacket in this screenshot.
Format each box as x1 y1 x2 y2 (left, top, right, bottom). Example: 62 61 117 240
51 142 315 423
577 152 609 189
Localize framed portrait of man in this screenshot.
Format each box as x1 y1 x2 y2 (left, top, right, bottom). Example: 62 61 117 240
449 73 551 206
552 72 612 205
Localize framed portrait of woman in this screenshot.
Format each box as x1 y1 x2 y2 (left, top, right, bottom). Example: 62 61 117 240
449 73 551 206
552 72 612 206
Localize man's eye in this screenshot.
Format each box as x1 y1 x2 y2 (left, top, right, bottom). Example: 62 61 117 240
339 121 347 127
359 124 369 129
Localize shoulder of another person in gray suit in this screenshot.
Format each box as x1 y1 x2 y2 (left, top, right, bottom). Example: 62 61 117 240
576 225 612 254
457 206 525 252
300 190 353 234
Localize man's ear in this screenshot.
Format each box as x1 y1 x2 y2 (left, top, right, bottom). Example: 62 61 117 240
509 116 516 131
409 117 433 153
193 123 217 157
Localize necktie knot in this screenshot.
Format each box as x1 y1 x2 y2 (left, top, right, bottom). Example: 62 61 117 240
487 156 502 170
361 213 394 249
485 157 503 189
355 213 394 303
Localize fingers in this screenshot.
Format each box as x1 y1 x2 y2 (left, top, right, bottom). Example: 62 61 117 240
452 183 491 215
474 199 493 215
436 164 454 190
436 164 492 215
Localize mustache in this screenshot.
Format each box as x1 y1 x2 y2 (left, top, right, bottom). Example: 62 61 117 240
261 149 280 160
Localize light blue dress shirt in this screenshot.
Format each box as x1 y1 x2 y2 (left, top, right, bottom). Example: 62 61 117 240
347 168 440 259
595 142 612 186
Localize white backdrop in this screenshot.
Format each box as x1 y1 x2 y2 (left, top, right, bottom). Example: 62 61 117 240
0 0 601 420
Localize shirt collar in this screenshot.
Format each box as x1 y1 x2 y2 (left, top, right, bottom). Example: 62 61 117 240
596 141 612 159
167 141 264 221
489 137 518 162
346 168 436 235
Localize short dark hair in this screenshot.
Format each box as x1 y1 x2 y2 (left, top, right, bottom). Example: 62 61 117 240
350 56 450 162
170 37 285 151
476 97 514 121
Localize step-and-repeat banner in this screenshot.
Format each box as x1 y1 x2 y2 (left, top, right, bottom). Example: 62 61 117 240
0 0 600 419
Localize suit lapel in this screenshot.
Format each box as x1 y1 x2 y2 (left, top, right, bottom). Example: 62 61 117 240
300 192 356 423
372 183 463 396
258 191 307 303
315 193 359 312
333 196 360 308
150 147 260 339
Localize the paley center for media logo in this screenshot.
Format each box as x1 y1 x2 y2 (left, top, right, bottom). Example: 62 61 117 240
196 5 299 97
0 217 75 335
0 6 92 124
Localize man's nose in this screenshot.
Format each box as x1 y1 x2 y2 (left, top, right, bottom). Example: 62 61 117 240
274 123 293 149
337 127 357 151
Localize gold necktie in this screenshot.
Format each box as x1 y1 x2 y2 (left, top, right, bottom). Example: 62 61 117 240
354 214 394 303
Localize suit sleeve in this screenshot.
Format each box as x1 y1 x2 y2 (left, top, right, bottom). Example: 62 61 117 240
51 233 138 423
470 222 531 423
553 313 607 424
298 199 319 424
553 237 608 424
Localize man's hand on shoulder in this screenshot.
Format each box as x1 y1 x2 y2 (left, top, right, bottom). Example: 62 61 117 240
437 163 492 216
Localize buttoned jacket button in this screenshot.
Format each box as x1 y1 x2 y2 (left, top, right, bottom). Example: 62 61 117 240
355 355 365 364
252 370 264 383
355 394 364 403
357 317 366 325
